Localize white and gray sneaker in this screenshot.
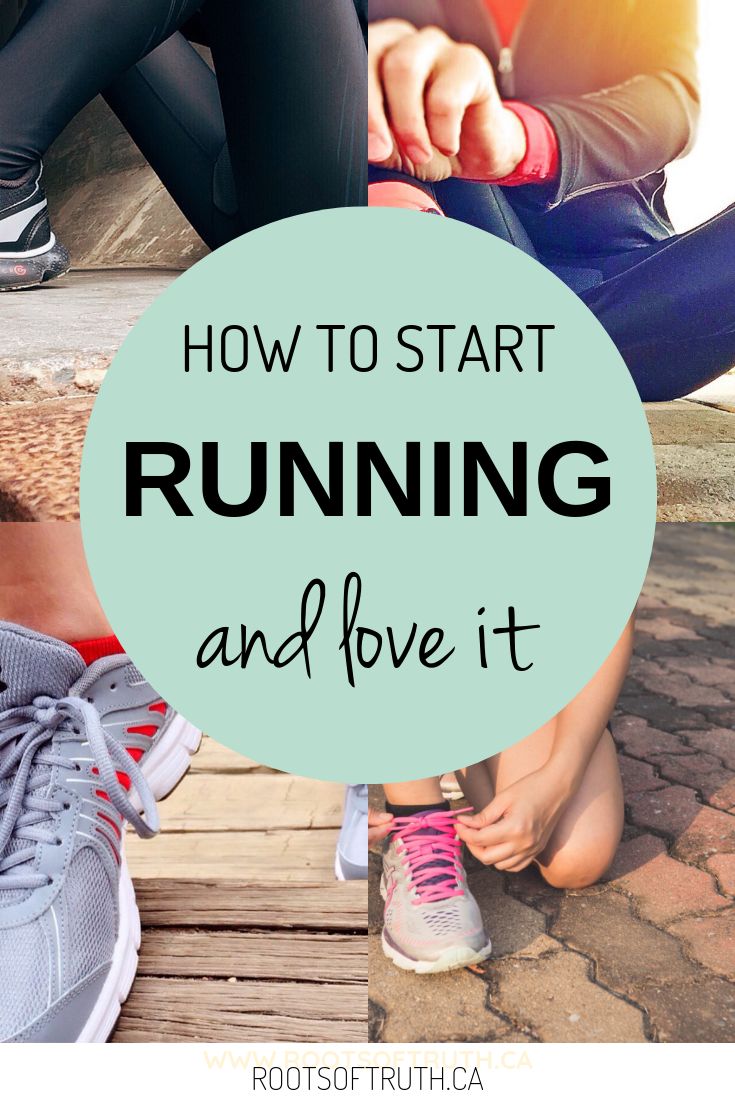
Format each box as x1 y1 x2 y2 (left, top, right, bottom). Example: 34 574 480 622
380 808 492 974
0 163 70 290
0 622 201 1042
335 783 368 880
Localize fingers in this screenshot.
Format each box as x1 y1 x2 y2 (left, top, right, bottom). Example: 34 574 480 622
494 855 534 873
466 840 517 867
368 20 416 162
457 791 509 830
371 23 497 168
424 44 494 157
368 809 394 845
456 821 509 852
380 26 450 163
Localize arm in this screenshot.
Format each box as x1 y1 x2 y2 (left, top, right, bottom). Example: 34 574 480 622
456 616 634 870
527 0 699 208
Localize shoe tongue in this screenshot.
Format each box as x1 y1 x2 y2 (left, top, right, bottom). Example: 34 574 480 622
0 622 85 712
405 809 458 891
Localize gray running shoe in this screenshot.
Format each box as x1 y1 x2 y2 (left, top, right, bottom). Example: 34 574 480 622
0 623 201 1042
380 809 492 973
335 783 368 880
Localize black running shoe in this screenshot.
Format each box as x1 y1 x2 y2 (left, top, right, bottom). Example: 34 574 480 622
0 163 70 291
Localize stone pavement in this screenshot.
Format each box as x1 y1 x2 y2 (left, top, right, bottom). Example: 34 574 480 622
368 523 735 1043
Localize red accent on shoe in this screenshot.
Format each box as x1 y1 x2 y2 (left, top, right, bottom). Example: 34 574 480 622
95 789 109 802
127 724 157 738
69 635 124 665
97 811 122 840
95 826 120 864
148 701 167 715
127 747 144 763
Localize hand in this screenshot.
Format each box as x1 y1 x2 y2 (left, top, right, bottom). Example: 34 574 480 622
369 808 394 846
455 767 569 872
368 19 527 183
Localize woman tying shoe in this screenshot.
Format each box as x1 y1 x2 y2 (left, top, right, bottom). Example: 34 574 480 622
0 0 366 289
376 619 632 973
367 0 735 403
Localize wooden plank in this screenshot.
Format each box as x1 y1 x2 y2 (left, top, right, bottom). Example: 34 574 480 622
150 774 345 832
126 829 342 880
114 978 367 1043
190 737 279 775
135 879 367 931
138 929 367 983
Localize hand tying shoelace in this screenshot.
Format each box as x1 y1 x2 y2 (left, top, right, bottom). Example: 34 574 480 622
0 695 159 891
389 809 470 904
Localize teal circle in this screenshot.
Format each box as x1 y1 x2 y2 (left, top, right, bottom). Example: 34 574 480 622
81 208 655 783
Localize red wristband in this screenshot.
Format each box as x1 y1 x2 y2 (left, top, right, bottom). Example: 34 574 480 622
494 102 560 186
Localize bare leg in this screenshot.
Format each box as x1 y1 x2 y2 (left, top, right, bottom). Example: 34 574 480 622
475 721 624 888
383 777 443 806
0 522 112 640
460 623 632 888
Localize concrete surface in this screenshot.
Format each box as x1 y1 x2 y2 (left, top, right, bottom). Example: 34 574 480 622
1 271 734 521
647 396 735 521
368 524 735 1043
0 270 176 402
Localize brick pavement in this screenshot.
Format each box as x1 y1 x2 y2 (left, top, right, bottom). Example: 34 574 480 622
368 524 735 1043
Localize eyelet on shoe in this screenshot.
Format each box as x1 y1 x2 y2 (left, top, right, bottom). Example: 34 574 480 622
54 837 62 846
63 802 71 811
110 683 117 691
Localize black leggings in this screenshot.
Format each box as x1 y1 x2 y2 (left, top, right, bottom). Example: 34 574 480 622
0 0 367 245
370 170 735 403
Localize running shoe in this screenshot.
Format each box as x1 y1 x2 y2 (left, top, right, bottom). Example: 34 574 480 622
0 163 70 291
335 783 368 880
0 622 201 1042
380 808 492 973
368 180 445 215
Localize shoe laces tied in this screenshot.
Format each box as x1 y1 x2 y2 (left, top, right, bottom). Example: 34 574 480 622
0 695 159 891
389 808 468 905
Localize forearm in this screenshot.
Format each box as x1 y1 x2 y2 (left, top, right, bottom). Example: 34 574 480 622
544 615 635 800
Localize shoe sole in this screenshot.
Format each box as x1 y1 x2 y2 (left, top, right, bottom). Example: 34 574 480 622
76 857 140 1043
0 244 70 291
379 876 492 974
135 713 203 809
142 713 203 802
334 850 368 881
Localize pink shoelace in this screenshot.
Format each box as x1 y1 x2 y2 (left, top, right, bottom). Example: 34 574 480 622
389 808 470 905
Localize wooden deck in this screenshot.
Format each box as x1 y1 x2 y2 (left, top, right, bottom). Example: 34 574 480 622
114 738 367 1042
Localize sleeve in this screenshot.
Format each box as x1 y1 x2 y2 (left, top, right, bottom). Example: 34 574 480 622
523 0 700 209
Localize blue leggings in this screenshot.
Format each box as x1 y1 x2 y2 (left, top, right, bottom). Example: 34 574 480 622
371 171 735 403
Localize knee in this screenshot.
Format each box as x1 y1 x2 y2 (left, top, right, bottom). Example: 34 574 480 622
538 832 621 891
